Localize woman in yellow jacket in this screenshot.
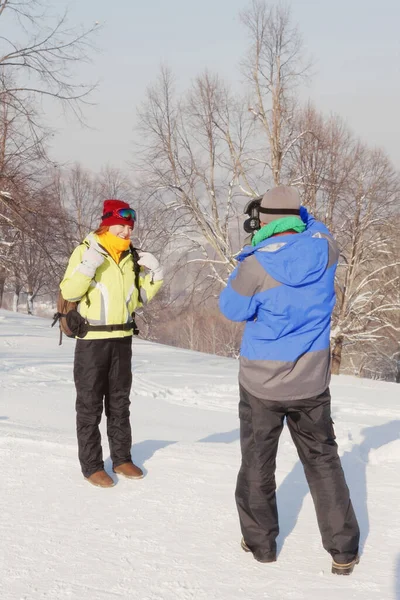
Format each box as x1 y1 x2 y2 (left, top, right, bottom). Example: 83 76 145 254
61 199 163 488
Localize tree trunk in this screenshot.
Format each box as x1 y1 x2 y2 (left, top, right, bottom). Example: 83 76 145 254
27 291 34 315
331 336 344 375
0 271 5 308
395 350 400 384
12 291 19 312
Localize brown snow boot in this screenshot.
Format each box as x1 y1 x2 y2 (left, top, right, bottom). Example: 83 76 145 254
240 538 276 563
85 470 115 488
331 555 360 575
113 462 144 479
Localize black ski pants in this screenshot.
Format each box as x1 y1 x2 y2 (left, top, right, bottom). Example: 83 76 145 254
74 337 133 478
236 385 360 563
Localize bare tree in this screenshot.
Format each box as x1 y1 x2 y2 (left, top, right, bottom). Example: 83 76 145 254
0 179 70 311
148 302 243 358
289 104 355 217
240 1 311 186
0 195 19 306
60 163 101 241
290 107 400 375
0 0 98 120
327 145 400 373
8 229 51 313
357 285 400 383
0 1 98 298
137 67 254 286
98 165 134 200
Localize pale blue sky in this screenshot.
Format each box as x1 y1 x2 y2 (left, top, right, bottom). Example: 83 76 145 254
18 0 400 170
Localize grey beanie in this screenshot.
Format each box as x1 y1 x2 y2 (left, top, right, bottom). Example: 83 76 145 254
260 186 301 225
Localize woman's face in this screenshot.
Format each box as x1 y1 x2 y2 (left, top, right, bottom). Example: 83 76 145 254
109 224 133 239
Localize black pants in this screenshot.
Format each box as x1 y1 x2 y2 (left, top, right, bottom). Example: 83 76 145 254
236 385 360 563
74 337 133 478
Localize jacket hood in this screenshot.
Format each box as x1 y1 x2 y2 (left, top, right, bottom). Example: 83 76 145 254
237 231 329 287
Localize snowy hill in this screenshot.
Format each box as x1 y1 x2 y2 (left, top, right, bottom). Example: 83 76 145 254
0 309 399 600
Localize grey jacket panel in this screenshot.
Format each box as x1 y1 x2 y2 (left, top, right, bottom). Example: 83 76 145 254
231 255 281 297
239 348 332 401
312 232 340 268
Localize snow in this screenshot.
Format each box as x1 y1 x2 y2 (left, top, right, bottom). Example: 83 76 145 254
0 308 399 600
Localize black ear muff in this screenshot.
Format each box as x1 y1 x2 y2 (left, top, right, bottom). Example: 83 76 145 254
243 216 260 233
243 195 264 233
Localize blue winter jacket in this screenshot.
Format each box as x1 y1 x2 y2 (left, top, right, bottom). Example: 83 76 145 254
219 208 339 400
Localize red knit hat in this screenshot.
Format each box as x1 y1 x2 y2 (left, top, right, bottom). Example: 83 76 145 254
101 199 135 228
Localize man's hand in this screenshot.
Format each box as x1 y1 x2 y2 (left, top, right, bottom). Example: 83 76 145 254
138 251 163 282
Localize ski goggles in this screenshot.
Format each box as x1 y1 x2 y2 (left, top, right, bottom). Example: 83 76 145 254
101 208 137 222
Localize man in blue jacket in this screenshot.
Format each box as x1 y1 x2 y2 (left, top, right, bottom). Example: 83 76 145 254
219 186 360 575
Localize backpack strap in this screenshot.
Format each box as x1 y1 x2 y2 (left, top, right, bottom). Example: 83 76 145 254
130 244 143 305
127 244 142 335
51 312 64 345
86 322 137 332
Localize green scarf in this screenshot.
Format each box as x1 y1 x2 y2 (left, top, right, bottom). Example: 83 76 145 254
251 217 306 247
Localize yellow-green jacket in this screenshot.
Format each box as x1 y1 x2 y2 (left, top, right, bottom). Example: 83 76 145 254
60 233 162 340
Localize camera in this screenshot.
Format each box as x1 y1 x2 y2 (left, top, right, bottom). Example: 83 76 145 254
243 195 263 233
